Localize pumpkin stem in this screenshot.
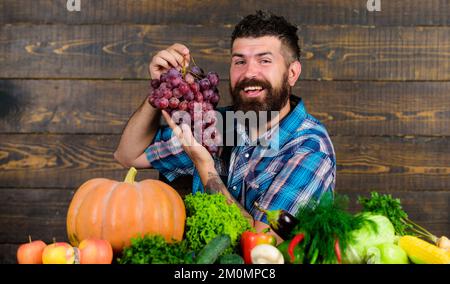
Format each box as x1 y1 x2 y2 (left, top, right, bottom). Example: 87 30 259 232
28 235 32 243
124 167 138 184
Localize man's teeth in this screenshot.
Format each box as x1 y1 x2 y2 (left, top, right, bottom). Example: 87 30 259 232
244 86 263 92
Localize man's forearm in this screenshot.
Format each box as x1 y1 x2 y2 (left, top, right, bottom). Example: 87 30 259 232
196 159 254 226
114 98 161 167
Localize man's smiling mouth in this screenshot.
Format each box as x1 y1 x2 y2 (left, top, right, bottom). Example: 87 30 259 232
242 85 265 97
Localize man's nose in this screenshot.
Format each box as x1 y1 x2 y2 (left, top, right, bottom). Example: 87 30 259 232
243 60 259 79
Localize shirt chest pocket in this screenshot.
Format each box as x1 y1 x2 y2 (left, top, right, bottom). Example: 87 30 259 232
244 168 277 191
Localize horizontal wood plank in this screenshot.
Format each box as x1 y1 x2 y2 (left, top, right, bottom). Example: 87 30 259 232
1 80 449 136
335 136 450 191
0 134 159 188
0 134 449 190
0 244 19 264
0 188 72 244
0 79 149 134
301 81 450 137
0 188 448 246
1 25 449 80
1 0 449 26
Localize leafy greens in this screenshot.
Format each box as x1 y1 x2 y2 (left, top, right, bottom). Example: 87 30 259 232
358 192 438 243
117 235 194 264
184 192 254 254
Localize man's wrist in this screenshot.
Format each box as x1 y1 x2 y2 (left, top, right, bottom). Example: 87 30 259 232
141 97 161 119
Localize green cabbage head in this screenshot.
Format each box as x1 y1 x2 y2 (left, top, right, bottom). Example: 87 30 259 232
342 213 396 264
366 243 409 264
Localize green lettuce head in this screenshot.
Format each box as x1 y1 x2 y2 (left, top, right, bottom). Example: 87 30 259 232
342 213 396 264
366 243 409 264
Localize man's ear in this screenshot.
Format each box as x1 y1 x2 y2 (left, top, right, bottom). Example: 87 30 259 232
288 61 301 87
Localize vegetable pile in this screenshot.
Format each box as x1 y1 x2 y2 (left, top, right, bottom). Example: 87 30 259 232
31 162 444 265
93 165 447 265
258 191 450 265
113 190 449 265
114 192 253 264
290 192 377 264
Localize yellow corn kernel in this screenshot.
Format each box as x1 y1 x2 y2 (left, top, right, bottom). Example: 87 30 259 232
399 236 450 264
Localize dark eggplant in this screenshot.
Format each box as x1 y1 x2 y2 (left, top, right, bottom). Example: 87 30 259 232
254 202 299 240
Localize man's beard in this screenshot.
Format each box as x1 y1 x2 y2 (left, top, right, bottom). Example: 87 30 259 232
230 71 291 113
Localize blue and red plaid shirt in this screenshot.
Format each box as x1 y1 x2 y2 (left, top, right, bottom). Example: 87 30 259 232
145 95 336 223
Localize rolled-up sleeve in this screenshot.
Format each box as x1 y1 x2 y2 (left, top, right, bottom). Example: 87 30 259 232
144 126 194 181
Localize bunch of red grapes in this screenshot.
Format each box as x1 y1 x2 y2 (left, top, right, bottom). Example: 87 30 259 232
148 66 222 153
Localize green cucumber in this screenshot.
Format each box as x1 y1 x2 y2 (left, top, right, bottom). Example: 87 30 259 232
195 234 231 264
218 254 244 264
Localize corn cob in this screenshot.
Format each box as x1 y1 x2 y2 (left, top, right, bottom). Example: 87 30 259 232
399 236 450 264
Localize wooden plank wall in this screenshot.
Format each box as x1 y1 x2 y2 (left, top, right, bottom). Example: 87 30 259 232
1 0 449 263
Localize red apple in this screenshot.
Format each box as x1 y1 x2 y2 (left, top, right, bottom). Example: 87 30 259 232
17 236 47 264
78 239 113 264
42 242 77 264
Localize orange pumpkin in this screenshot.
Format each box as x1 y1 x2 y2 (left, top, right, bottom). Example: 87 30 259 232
66 167 186 253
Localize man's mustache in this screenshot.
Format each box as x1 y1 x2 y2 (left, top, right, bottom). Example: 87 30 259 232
234 78 272 92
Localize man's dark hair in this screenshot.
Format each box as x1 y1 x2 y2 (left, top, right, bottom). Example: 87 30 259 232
231 10 301 63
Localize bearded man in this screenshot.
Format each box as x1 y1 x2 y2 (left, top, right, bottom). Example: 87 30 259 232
114 11 336 242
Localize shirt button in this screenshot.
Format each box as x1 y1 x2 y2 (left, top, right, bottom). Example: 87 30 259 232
232 186 237 191
244 153 250 158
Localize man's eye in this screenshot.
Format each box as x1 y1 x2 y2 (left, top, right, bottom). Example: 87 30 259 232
261 59 271 64
234 61 245 65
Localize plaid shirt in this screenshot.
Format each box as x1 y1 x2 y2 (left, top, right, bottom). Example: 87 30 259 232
145 95 336 223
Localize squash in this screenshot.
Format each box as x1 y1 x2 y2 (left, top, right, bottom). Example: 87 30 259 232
66 167 186 253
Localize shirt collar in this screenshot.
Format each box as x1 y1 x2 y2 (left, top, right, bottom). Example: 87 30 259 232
276 95 307 147
235 95 307 148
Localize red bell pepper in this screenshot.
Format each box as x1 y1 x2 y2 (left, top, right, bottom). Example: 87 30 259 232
241 231 277 264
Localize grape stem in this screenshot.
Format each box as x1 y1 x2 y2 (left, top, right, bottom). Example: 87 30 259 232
189 71 203 80
182 56 187 77
182 54 203 79
190 55 198 68
188 56 204 79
